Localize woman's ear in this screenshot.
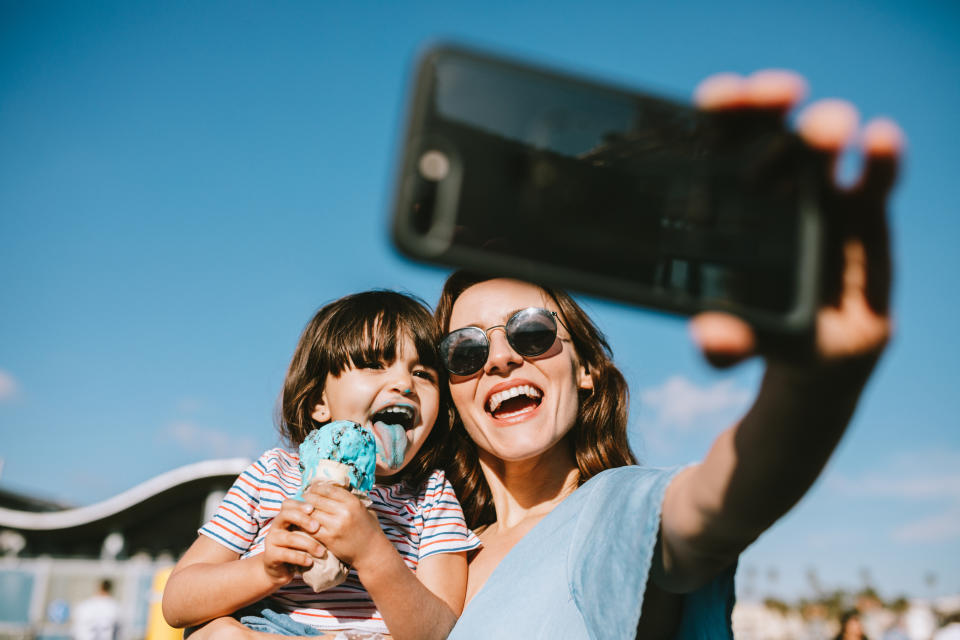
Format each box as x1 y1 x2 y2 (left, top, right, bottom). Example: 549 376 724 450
311 394 331 423
577 363 594 392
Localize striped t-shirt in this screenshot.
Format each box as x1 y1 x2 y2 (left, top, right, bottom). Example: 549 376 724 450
199 448 481 635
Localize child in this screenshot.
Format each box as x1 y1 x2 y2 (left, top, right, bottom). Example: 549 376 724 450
162 291 480 640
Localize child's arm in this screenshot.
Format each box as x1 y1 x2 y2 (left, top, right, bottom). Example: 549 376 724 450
162 497 326 628
305 483 466 640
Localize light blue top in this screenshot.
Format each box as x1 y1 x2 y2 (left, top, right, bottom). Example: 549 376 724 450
448 466 736 640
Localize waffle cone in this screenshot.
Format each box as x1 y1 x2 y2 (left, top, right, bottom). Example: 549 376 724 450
300 460 371 592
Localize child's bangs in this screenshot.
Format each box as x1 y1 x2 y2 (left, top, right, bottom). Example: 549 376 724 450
328 303 441 374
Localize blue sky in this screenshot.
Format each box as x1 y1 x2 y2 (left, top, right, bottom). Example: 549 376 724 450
1 1 958 601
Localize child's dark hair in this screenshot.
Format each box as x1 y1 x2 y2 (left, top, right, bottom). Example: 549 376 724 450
278 290 448 487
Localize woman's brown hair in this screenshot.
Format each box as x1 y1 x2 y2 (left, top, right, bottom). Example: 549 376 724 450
435 271 637 528
278 290 449 488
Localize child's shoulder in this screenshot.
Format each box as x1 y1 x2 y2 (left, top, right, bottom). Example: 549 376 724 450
421 467 451 490
247 447 301 477
421 468 463 502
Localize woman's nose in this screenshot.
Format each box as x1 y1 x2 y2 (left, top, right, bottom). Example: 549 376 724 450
484 328 522 374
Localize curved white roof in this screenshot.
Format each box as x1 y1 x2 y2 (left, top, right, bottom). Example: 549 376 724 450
0 458 250 531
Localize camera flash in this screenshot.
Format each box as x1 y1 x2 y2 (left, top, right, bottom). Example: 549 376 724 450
418 150 450 181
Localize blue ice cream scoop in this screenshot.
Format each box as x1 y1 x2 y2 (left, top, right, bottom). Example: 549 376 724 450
298 420 377 493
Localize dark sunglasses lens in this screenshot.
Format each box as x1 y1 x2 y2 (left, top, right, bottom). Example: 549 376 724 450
442 329 489 375
508 309 558 356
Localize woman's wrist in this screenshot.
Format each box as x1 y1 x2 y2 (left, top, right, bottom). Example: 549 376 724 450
763 349 879 398
749 354 877 451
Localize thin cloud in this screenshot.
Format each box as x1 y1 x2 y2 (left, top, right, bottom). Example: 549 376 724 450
827 450 960 501
829 472 960 500
893 505 960 543
633 375 753 458
827 449 960 544
175 397 206 413
639 375 752 430
161 420 260 459
0 369 20 402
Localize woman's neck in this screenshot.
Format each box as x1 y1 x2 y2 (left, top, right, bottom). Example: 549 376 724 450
478 444 580 530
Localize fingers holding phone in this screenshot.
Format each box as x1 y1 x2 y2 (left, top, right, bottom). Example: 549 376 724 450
690 69 904 368
694 69 808 113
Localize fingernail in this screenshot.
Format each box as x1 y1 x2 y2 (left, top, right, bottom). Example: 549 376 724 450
688 315 714 345
862 117 904 155
745 69 808 107
798 99 860 150
693 72 745 109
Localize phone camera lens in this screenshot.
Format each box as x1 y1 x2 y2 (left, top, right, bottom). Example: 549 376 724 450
418 150 450 182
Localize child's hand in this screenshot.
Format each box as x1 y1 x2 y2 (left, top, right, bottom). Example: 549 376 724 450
303 483 393 571
260 497 327 585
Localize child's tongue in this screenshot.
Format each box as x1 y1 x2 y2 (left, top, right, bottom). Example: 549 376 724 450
372 421 407 469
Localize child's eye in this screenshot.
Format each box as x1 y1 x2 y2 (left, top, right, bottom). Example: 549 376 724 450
356 360 385 370
414 368 437 383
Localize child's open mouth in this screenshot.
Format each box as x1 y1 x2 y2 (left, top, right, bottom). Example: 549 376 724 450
369 403 417 470
371 404 416 430
486 384 543 420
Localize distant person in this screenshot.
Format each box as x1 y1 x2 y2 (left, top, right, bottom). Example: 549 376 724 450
162 291 480 639
72 579 120 640
834 610 870 640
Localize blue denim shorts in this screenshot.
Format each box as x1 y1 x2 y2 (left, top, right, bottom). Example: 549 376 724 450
238 606 324 636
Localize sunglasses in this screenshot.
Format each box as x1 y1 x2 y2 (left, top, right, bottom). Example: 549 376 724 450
440 307 570 376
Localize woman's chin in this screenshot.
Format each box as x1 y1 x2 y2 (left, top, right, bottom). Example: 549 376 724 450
478 430 571 466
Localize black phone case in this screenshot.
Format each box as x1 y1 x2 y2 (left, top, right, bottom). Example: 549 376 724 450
391 44 824 334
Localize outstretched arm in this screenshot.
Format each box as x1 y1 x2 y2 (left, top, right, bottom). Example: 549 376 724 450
655 70 903 592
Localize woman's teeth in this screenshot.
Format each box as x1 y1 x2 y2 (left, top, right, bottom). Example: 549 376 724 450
486 385 542 413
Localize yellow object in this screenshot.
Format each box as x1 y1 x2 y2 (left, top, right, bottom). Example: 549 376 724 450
146 567 182 640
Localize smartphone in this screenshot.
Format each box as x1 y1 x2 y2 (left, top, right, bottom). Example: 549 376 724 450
391 45 824 333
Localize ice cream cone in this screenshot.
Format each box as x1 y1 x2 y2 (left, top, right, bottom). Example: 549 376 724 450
297 421 377 593
299 461 372 592
307 459 352 488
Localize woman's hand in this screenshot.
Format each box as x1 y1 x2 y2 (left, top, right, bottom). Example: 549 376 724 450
657 70 905 593
259 497 327 585
688 70 903 374
303 482 394 571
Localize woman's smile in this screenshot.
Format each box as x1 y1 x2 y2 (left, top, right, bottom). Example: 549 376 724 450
484 380 544 423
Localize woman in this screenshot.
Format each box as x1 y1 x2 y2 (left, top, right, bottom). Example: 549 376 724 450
436 71 902 639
